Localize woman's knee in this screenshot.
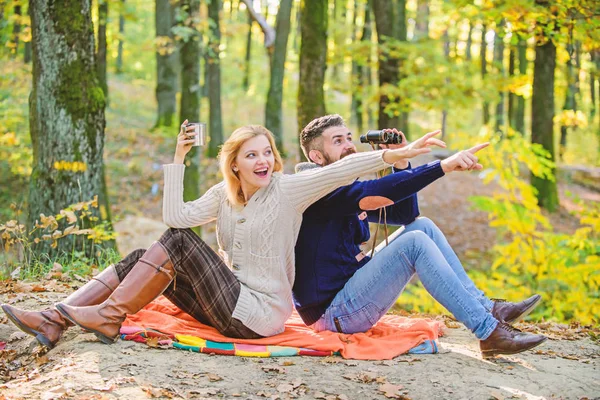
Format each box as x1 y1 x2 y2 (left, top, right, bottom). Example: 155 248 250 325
158 227 195 244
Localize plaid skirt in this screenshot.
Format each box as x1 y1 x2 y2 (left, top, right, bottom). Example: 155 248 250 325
113 228 262 339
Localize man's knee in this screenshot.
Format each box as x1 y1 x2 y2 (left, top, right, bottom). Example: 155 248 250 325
406 217 440 234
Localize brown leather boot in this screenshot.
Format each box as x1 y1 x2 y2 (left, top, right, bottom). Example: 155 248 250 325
1 265 119 349
56 242 175 344
480 321 547 358
492 294 542 324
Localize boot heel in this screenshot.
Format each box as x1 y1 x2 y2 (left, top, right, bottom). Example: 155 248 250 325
94 332 118 345
35 333 53 349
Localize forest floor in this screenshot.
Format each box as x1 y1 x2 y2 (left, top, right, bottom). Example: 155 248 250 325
1 155 599 400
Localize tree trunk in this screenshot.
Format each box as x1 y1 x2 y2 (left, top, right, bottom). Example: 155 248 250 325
97 0 108 99
465 21 472 61
0 5 5 51
265 0 292 153
292 2 300 53
24 5 31 63
414 0 428 41
12 4 21 57
178 0 202 209
352 0 371 132
207 0 223 157
591 51 597 119
330 0 340 80
297 0 327 159
480 23 490 125
516 37 527 135
364 6 375 127
493 21 505 134
441 28 450 139
395 0 408 138
350 0 361 130
531 30 559 212
372 0 399 130
116 0 125 74
243 12 252 92
155 0 178 127
28 0 113 257
508 44 516 132
559 41 576 159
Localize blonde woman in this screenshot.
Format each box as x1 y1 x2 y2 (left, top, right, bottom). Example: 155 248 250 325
3 122 441 347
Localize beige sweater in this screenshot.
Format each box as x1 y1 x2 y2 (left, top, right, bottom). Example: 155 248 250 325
162 150 391 336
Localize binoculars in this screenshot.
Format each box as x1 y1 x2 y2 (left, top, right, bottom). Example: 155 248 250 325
359 130 402 145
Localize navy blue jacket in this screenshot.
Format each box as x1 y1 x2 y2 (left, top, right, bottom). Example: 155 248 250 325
293 160 445 325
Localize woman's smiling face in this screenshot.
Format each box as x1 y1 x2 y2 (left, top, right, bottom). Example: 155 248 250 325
233 134 275 197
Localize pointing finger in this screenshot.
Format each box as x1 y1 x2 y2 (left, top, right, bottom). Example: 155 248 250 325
468 142 490 154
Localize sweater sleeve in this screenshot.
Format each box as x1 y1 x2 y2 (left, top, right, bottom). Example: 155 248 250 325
162 164 222 228
279 150 393 213
304 160 445 219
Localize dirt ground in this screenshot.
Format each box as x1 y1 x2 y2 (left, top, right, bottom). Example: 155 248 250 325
1 291 599 400
1 155 599 400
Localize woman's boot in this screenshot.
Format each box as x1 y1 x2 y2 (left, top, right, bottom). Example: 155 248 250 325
1 266 120 349
56 242 175 344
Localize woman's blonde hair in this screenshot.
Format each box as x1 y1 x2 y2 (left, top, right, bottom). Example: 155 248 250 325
219 125 283 206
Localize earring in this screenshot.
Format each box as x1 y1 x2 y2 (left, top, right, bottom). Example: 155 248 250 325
232 166 238 172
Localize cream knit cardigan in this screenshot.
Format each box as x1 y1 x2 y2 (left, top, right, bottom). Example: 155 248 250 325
163 150 391 336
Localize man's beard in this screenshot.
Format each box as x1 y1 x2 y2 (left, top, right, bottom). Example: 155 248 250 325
322 148 356 166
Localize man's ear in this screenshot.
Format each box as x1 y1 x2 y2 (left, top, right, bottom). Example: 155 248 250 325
308 149 324 166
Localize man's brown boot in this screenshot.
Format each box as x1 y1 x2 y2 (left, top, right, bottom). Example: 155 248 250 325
56 242 175 344
1 266 120 349
492 294 542 324
480 321 547 358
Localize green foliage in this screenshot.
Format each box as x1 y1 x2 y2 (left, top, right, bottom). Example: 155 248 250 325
0 196 118 279
399 129 599 325
0 60 31 221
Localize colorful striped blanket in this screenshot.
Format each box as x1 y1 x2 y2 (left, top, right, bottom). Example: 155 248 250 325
121 296 443 360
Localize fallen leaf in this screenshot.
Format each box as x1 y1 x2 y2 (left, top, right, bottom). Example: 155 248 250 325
379 383 406 399
10 267 21 280
146 337 160 348
189 388 219 396
489 389 504 400
207 373 222 382
92 383 116 392
281 361 295 366
32 285 46 292
36 355 51 366
41 384 68 400
277 383 293 393
291 378 303 388
262 365 286 374
9 331 27 342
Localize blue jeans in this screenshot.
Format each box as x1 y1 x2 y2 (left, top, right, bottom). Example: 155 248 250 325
311 217 499 340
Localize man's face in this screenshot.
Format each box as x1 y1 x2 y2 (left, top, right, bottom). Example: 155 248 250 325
317 125 357 166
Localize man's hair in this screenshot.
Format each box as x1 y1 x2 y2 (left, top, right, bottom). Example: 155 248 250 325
300 114 345 160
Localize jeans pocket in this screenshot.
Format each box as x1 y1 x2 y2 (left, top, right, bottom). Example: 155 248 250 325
334 302 381 334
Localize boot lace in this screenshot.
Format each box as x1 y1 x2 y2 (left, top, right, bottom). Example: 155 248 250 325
499 322 522 334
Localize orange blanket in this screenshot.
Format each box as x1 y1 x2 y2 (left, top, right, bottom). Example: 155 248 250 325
123 296 444 360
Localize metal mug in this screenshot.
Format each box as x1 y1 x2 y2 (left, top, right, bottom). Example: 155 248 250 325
185 122 207 146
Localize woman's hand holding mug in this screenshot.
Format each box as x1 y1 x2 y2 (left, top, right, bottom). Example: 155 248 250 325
174 119 197 164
